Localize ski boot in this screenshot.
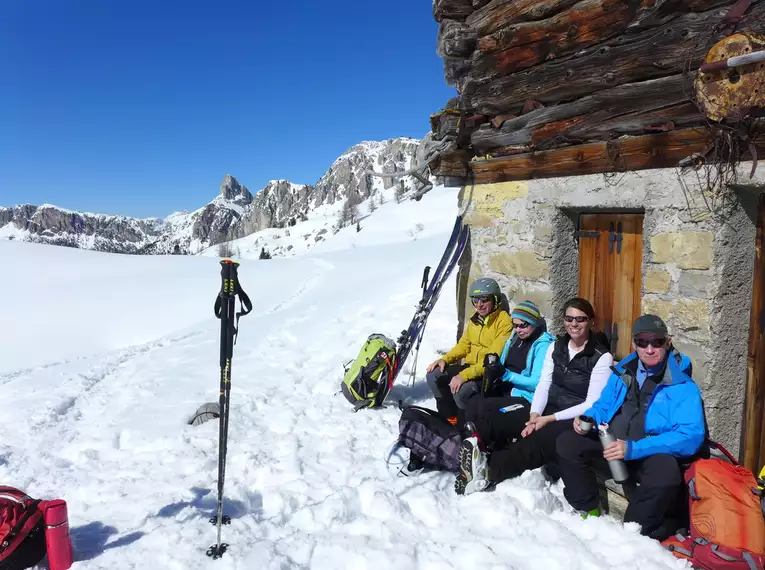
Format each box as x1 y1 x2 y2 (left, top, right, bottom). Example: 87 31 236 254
454 435 490 495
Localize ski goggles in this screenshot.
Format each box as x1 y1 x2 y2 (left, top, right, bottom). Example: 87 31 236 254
471 295 493 304
564 315 589 323
634 337 667 349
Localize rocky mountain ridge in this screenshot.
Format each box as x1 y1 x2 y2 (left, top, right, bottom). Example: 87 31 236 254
0 137 428 255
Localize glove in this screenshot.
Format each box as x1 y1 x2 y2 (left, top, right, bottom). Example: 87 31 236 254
481 353 504 397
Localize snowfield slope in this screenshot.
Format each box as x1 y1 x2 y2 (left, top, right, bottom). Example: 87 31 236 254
0 187 683 569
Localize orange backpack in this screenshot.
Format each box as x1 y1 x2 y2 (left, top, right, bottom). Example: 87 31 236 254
663 453 765 569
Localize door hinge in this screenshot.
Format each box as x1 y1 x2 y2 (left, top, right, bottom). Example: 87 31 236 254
574 230 600 239
608 222 624 254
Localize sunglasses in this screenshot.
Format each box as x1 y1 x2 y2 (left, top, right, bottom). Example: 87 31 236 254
634 337 667 349
512 321 531 329
564 315 589 323
472 295 493 304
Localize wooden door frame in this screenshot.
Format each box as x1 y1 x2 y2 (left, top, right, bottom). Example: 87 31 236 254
743 193 765 472
576 212 644 360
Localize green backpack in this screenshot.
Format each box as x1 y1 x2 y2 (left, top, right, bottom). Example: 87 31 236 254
341 334 397 410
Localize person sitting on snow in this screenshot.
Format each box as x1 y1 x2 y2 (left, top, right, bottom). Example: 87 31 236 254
455 297 612 495
463 300 554 451
425 277 513 428
556 314 704 540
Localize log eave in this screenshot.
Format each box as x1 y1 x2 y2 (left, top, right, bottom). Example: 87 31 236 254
433 127 765 183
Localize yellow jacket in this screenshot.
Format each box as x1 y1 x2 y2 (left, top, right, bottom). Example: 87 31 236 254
443 309 513 381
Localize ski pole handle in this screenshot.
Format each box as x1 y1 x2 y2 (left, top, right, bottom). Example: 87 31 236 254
220 259 238 297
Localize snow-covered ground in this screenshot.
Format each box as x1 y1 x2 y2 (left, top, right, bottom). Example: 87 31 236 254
0 187 686 569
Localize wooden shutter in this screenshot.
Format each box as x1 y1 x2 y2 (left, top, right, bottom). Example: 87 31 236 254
577 213 644 360
744 195 765 472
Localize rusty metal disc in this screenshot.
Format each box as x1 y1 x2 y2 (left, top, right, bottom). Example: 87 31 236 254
695 33 765 122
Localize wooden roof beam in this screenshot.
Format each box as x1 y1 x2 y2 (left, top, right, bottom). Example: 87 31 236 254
467 127 765 183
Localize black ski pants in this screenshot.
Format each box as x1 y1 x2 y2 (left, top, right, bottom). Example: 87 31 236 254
464 395 530 451
487 419 572 483
426 363 473 420
556 429 683 537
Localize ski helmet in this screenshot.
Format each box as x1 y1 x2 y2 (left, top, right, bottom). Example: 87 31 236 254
469 278 501 299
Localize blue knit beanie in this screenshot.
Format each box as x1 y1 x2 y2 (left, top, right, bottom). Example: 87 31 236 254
511 300 543 327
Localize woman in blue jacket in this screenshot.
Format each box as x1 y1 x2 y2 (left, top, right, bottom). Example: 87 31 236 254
464 300 554 450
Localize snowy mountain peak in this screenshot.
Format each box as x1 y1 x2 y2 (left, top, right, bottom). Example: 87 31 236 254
310 137 422 208
262 180 311 195
219 175 253 204
266 179 309 189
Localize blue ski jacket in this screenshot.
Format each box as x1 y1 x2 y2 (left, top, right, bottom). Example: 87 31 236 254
583 350 706 461
498 330 555 403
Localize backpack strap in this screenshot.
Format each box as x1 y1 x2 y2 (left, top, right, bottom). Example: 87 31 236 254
0 499 42 553
353 399 375 412
374 353 396 406
399 405 442 418
743 551 760 570
664 534 694 557
705 542 760 569
707 440 740 465
687 476 701 500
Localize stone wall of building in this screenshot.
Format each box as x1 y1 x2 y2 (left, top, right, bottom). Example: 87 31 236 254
457 164 765 455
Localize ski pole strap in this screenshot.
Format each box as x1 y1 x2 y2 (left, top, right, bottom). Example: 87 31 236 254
232 286 253 345
214 261 253 345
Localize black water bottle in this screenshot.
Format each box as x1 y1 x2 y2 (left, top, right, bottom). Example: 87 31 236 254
482 353 502 396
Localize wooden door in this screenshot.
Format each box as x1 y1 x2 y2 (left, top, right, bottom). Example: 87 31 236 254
577 213 644 360
744 194 765 473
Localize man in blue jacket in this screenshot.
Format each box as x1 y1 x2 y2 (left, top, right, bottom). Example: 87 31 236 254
556 314 706 539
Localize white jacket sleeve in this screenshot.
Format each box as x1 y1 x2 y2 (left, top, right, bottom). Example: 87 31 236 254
529 344 555 416
553 352 614 421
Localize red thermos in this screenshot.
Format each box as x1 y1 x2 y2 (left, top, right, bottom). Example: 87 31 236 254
43 500 73 570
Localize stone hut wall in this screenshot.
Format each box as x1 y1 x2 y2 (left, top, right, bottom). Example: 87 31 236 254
457 163 765 454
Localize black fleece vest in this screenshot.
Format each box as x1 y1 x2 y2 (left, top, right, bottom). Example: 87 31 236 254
608 357 662 441
546 334 609 415
503 328 542 374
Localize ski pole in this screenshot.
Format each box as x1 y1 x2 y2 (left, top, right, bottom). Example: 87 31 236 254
408 327 426 387
206 259 252 560
407 266 431 387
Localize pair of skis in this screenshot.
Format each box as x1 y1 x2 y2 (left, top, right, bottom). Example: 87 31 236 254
392 216 470 388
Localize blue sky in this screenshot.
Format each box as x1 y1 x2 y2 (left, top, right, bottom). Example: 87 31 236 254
0 1 454 218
